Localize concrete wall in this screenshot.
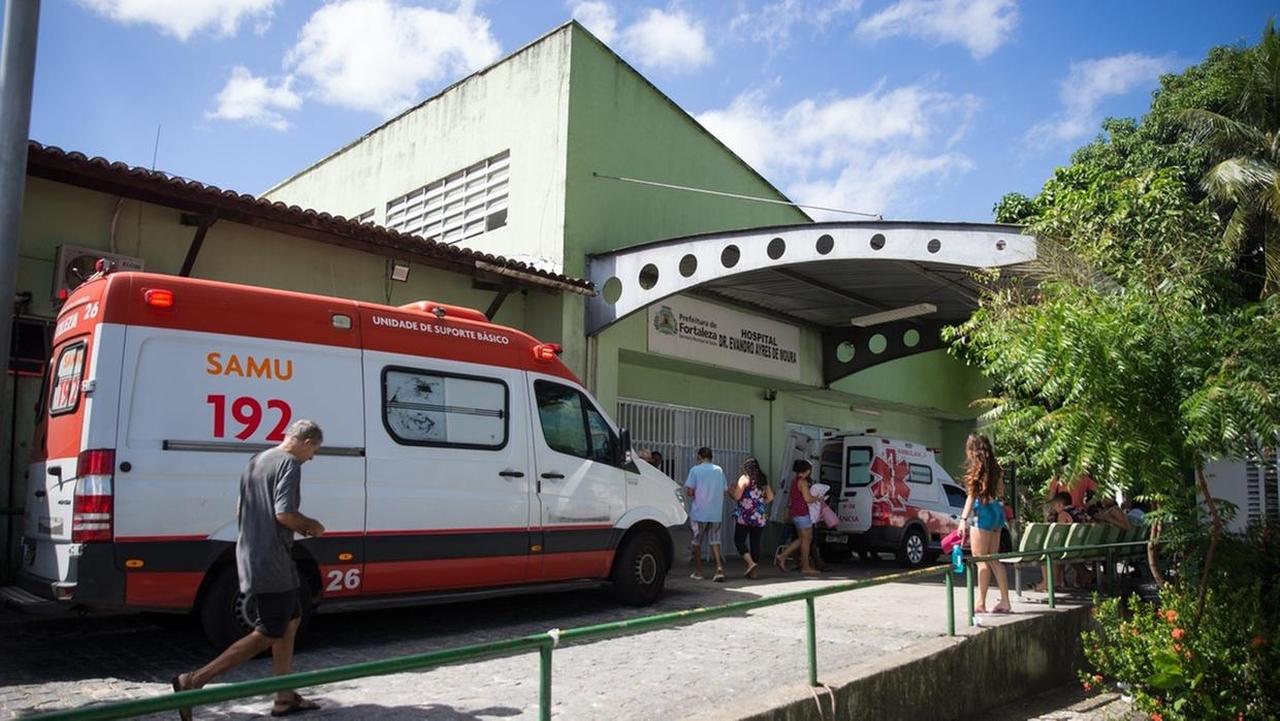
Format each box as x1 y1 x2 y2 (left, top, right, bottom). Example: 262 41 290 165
3 176 531 579
717 606 1093 721
263 28 574 273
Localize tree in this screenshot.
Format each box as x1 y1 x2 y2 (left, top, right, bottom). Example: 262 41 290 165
1180 20 1280 298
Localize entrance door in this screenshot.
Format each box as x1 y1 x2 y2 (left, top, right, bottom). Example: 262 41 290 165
618 399 752 555
363 355 533 594
528 375 626 582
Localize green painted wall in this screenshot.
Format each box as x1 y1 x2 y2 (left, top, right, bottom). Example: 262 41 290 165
562 25 808 273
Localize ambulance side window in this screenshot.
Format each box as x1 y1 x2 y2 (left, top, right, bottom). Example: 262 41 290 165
535 380 618 464
845 447 872 490
944 485 968 509
908 464 932 485
382 367 508 449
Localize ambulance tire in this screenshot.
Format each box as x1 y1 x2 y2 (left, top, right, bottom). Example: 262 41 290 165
817 543 853 564
896 526 928 568
199 565 315 652
611 530 668 606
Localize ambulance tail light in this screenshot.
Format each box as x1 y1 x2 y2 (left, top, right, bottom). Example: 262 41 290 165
532 343 563 362
72 449 115 543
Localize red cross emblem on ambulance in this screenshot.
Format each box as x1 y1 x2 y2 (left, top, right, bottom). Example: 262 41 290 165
870 449 911 514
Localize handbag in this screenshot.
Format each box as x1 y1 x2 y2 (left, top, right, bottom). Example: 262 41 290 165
940 529 965 554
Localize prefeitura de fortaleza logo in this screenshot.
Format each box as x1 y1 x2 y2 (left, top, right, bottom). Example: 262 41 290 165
653 306 677 336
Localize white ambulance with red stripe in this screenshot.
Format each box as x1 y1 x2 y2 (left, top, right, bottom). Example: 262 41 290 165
20 269 685 647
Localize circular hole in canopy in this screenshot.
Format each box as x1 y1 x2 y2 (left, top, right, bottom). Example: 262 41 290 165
816 234 835 255
638 263 659 290
721 245 741 268
767 237 786 260
679 254 698 277
603 277 622 305
927 238 942 254
869 334 888 354
996 239 1007 251
903 329 920 348
870 233 886 250
836 342 856 363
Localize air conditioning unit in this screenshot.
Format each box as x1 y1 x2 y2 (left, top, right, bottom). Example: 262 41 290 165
51 245 145 301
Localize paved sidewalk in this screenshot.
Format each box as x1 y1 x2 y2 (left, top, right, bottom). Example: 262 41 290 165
2 559 1086 720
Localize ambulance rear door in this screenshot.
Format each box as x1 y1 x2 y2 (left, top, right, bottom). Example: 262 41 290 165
771 429 815 524
21 280 121 595
836 439 874 533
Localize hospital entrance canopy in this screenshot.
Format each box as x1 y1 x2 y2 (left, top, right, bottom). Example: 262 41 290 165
584 222 1037 386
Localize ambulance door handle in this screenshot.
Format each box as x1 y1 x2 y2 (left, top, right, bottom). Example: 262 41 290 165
499 470 525 479
541 472 564 480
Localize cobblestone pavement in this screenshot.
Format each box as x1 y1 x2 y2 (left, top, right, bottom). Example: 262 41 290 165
980 685 1144 721
2 558 1084 720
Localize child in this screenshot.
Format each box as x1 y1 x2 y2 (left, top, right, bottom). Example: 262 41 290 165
684 446 728 582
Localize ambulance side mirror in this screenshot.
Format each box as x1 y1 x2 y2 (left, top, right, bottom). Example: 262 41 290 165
618 428 633 467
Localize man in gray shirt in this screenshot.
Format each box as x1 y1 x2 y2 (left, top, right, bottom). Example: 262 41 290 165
172 420 327 719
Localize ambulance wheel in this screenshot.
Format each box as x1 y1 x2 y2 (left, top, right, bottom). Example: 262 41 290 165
896 527 927 568
818 543 852 564
199 565 315 651
612 530 667 606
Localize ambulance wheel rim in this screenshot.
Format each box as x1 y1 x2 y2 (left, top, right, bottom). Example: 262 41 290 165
233 592 256 633
906 533 924 564
635 551 658 585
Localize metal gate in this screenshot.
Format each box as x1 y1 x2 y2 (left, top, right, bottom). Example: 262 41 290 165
618 399 753 556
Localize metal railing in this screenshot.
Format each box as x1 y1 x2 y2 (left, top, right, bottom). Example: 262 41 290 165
27 539 1149 721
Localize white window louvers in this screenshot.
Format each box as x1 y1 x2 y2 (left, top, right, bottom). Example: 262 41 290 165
385 151 510 243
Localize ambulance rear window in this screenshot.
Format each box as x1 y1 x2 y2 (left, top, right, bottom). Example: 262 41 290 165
49 342 87 416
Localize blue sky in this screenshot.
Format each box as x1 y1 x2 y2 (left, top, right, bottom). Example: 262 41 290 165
29 1 1277 223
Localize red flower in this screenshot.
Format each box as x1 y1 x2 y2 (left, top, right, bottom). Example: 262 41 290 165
1162 609 1178 623
1092 674 1103 684
1252 635 1267 649
1152 713 1164 721
1082 682 1093 692
1171 628 1186 640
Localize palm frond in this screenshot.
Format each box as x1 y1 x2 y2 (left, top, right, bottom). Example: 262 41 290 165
1202 157 1278 203
1178 108 1268 153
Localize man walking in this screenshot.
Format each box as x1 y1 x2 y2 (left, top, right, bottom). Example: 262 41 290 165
172 420 327 719
684 446 728 582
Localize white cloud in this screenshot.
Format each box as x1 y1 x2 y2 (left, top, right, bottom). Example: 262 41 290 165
570 1 618 44
285 0 502 116
207 66 301 131
77 0 278 41
697 84 977 218
621 8 711 72
857 0 1018 59
1028 53 1175 143
730 0 861 52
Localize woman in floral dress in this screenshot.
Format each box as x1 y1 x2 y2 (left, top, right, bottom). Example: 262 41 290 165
730 456 774 578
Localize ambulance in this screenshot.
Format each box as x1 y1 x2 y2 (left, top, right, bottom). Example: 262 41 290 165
775 430 978 567
20 269 686 647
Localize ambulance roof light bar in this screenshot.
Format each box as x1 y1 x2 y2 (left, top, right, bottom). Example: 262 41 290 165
532 343 563 362
850 303 936 327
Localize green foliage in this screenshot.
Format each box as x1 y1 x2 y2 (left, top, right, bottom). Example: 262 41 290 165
1082 563 1280 720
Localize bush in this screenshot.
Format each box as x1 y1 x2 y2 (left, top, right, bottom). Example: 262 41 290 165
1082 579 1279 720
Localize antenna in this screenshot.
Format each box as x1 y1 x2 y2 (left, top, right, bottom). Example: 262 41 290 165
150 124 162 171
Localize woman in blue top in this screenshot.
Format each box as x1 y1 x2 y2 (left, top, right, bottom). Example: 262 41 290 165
957 434 1011 614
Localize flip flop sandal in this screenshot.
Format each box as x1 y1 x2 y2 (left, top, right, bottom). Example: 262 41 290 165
743 563 758 578
271 693 321 717
171 674 193 721
992 605 1013 614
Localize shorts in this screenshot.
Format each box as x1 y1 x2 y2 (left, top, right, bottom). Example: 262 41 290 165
975 501 1005 532
689 520 722 547
249 589 302 639
792 515 813 530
